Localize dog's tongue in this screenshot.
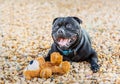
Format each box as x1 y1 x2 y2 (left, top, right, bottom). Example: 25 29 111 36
58 38 70 46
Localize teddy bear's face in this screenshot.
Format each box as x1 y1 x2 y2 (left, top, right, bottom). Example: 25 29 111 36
24 60 40 71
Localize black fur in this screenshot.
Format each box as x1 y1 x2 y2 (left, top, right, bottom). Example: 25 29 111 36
45 17 99 73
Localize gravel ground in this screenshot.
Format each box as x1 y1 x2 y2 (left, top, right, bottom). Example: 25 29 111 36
0 0 120 84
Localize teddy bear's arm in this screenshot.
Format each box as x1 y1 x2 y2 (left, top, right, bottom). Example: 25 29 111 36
51 66 65 74
50 52 63 65
23 71 32 80
23 70 40 80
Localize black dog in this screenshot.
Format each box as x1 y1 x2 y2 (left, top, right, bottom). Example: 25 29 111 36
45 17 99 72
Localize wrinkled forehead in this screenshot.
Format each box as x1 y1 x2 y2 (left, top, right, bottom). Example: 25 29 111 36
54 17 75 25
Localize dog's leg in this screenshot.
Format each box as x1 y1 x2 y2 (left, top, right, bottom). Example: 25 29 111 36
45 43 59 61
44 50 51 61
88 50 100 73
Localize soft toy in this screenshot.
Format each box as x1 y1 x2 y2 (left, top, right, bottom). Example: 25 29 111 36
23 52 70 80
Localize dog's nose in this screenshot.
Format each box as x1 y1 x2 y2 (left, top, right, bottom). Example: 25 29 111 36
58 30 63 34
57 29 65 35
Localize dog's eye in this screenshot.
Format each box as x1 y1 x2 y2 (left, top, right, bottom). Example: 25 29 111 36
66 24 72 28
54 25 59 29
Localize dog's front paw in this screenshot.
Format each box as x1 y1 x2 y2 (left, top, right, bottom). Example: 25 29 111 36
91 63 100 73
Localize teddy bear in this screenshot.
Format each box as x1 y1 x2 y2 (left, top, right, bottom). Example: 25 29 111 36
23 52 70 80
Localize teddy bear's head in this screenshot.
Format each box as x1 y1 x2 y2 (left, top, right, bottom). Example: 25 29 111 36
24 60 40 71
24 57 45 71
23 57 47 80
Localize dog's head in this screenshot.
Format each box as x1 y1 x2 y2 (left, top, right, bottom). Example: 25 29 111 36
52 17 82 50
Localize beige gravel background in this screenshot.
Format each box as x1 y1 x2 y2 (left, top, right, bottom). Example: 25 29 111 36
0 0 120 84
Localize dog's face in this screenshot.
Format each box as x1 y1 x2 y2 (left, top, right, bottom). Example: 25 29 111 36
52 17 82 50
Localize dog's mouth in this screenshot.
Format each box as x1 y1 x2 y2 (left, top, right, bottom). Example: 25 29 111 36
57 38 71 47
54 34 77 49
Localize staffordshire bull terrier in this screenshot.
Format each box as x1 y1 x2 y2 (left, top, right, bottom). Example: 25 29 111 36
45 17 99 72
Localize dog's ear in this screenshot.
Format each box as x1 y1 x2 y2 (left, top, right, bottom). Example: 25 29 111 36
72 17 82 24
52 18 58 25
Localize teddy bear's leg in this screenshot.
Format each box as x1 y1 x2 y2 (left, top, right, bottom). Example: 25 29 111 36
52 66 65 74
60 61 70 73
51 61 70 75
50 52 63 65
40 68 52 78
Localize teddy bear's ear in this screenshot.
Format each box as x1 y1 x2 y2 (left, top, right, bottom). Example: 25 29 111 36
36 57 45 65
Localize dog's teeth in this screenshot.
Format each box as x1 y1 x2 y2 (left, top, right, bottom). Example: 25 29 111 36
70 40 72 43
68 39 71 43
